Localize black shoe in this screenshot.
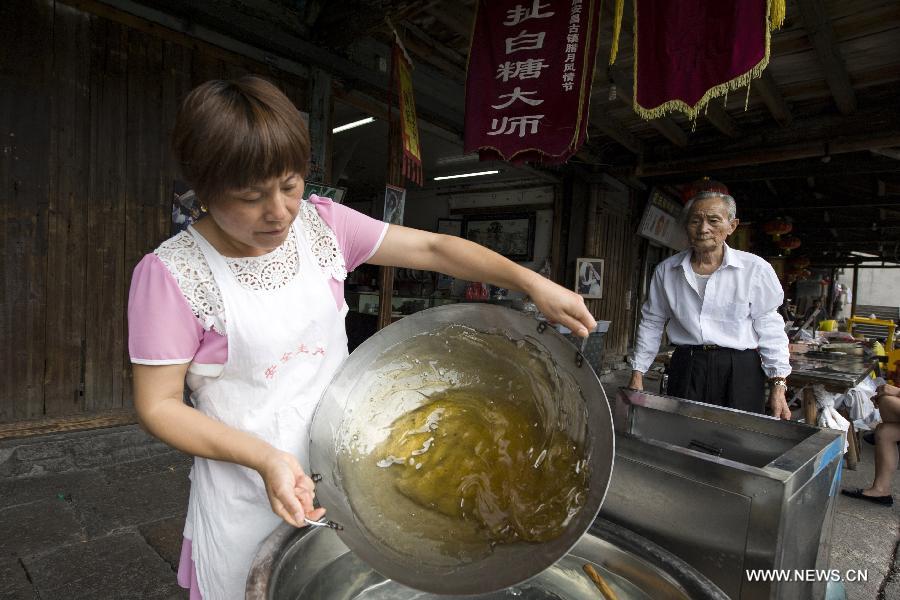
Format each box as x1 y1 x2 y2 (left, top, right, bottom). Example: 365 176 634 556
841 488 894 506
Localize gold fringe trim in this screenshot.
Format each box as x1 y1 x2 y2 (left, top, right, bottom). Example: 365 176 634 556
632 0 774 122
769 0 786 31
609 0 624 64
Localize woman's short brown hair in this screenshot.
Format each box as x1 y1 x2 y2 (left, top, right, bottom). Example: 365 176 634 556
172 76 310 202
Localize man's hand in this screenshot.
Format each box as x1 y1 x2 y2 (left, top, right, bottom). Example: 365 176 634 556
628 370 644 391
768 387 792 420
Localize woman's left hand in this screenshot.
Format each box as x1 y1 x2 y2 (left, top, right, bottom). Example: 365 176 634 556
257 449 326 528
526 276 597 337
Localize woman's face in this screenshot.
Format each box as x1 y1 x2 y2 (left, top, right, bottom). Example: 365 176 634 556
207 173 304 256
685 197 737 253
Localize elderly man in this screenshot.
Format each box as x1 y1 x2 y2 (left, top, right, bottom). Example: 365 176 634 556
629 179 792 418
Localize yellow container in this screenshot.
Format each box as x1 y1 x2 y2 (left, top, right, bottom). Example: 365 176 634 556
818 320 837 332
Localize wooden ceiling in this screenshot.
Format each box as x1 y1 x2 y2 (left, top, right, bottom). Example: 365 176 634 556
139 0 900 262
383 0 900 264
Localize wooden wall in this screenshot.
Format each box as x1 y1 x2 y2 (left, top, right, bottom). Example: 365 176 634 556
0 0 308 424
583 185 640 363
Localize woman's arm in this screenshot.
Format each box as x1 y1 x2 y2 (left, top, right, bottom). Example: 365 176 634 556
368 225 597 336
132 364 324 527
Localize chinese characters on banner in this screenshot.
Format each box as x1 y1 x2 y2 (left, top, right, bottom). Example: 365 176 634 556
464 0 603 164
393 41 423 185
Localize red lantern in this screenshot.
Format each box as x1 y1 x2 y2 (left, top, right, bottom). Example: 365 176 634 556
681 176 731 204
788 256 810 269
777 235 801 254
763 218 793 240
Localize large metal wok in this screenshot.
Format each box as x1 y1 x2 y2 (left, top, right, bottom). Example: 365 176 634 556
307 304 615 595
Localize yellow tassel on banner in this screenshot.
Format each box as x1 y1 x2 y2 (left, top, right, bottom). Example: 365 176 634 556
769 0 786 31
609 0 624 64
633 0 778 121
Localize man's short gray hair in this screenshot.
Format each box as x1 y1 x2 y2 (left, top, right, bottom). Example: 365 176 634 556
682 192 737 224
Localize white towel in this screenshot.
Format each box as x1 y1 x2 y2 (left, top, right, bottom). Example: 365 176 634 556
813 385 850 453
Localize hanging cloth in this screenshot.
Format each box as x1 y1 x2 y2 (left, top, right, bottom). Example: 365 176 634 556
628 0 785 121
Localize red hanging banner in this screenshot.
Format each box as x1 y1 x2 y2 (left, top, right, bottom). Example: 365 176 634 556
633 0 782 121
464 0 603 164
393 42 423 186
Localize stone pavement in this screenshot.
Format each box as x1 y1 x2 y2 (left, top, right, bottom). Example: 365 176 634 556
1 370 897 599
1 426 191 599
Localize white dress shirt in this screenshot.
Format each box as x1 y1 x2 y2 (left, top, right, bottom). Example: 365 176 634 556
631 244 791 378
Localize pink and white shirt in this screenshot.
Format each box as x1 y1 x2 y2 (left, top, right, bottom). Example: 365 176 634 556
128 195 388 377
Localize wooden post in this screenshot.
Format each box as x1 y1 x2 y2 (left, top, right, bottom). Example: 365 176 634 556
306 68 333 184
802 387 818 427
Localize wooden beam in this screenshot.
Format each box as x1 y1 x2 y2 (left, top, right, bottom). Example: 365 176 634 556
430 5 472 41
0 409 137 440
663 154 900 182
637 132 900 177
704 100 739 138
754 69 793 126
635 97 900 177
590 113 643 155
607 69 688 147
797 0 857 115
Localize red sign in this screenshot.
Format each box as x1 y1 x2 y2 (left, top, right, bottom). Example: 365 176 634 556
464 0 603 164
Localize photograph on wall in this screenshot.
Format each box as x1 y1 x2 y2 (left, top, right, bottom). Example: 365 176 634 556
303 182 347 204
462 213 535 262
436 218 463 237
172 180 204 235
575 258 604 299
636 188 688 250
383 184 406 225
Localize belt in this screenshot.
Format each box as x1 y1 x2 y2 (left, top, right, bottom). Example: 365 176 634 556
676 344 725 351
676 345 757 352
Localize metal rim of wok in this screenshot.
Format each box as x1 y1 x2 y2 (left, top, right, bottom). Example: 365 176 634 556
245 518 731 600
306 304 616 595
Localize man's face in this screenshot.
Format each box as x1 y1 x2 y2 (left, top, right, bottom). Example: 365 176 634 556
685 197 738 253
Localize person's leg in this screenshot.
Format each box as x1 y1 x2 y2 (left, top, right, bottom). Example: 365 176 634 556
725 350 766 413
666 348 693 399
878 393 900 423
867 423 900 496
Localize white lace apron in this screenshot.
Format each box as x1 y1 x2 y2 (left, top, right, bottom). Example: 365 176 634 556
183 214 349 600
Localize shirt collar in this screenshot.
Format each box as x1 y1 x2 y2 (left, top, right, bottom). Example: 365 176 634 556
674 242 744 271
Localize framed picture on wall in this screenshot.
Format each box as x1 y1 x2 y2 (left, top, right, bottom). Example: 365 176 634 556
575 257 604 299
462 213 535 262
171 180 204 235
383 184 406 225
303 182 347 204
436 218 463 236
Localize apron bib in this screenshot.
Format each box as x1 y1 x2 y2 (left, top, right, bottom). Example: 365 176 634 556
184 213 348 600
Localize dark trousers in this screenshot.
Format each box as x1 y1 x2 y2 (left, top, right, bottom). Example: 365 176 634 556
667 346 766 414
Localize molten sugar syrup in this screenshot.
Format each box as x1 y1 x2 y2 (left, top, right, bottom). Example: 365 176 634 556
338 325 590 566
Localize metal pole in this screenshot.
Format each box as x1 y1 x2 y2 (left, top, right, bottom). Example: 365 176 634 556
850 264 859 317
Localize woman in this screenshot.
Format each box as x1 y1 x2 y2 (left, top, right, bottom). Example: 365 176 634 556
128 76 596 600
841 383 899 506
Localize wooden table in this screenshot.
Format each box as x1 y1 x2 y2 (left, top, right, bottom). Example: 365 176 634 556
788 351 879 470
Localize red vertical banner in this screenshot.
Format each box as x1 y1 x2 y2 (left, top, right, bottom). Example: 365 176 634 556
464 0 603 164
394 42 423 186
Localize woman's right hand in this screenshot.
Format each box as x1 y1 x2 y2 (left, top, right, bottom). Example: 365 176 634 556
257 449 326 528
